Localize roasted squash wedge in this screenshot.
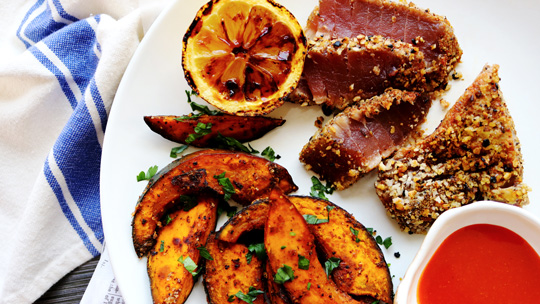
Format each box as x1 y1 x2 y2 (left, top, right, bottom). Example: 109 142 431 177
289 196 393 303
203 233 266 304
217 200 269 243
132 149 297 257
147 194 218 304
216 196 392 303
264 188 361 304
144 115 285 147
264 262 292 304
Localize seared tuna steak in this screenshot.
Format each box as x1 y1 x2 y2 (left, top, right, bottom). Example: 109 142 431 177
302 35 425 110
375 65 530 234
300 89 432 190
306 0 461 92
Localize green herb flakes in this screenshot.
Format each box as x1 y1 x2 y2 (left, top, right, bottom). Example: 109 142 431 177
246 243 266 264
298 254 310 270
309 176 334 200
376 235 393 249
136 165 158 182
274 265 294 284
261 146 279 161
197 246 213 261
178 255 200 277
159 240 164 252
350 227 361 243
324 257 341 278
170 145 189 158
303 214 329 225
185 122 212 144
228 286 264 304
213 172 236 201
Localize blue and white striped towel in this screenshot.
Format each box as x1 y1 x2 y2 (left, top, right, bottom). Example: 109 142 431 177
0 0 166 302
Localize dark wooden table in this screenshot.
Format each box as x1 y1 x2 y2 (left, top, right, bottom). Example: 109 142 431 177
35 256 100 303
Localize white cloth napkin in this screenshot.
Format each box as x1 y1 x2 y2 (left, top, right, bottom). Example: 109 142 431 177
0 0 167 302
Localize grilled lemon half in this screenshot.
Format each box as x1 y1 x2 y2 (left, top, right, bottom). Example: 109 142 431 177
182 0 306 116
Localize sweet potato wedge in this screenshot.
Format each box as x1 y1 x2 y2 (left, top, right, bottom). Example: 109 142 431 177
289 196 393 303
264 188 361 304
203 233 266 304
217 200 269 243
265 262 292 304
147 194 218 304
144 115 285 147
132 149 297 257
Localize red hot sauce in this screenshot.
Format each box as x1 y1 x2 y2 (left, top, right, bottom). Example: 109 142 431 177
417 224 540 304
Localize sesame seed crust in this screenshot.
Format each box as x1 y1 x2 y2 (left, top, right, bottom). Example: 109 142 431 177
375 64 530 234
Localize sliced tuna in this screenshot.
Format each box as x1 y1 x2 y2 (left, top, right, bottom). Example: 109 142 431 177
300 89 432 190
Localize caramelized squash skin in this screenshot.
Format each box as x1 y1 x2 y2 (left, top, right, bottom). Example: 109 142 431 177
217 200 270 243
264 188 361 304
203 233 266 304
132 149 297 257
147 194 218 304
288 196 393 303
144 115 285 147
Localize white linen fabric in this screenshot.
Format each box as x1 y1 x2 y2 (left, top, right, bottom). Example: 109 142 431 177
0 0 167 302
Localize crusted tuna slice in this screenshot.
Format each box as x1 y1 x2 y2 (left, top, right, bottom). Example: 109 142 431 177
303 0 462 93
300 35 425 110
375 65 530 234
300 89 432 190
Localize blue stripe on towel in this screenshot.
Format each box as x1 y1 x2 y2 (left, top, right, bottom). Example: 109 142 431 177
23 4 69 45
25 9 107 253
28 46 78 109
44 158 100 256
52 103 104 245
16 0 46 48
42 19 99 96
90 79 108 132
51 0 79 23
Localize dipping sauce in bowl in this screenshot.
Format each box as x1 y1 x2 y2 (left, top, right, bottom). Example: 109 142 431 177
417 223 540 304
395 201 540 304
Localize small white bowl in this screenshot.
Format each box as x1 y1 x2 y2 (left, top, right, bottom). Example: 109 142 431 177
395 200 540 304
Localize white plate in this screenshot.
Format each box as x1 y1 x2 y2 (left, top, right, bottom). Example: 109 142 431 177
100 0 540 303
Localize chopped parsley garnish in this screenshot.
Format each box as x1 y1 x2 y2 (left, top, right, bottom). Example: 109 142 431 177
261 146 280 161
213 172 236 201
246 243 266 264
176 90 222 121
136 165 158 182
170 145 189 158
350 227 361 243
185 122 212 144
307 282 311 290
303 214 328 225
164 214 173 225
159 240 165 252
215 133 259 154
197 246 213 261
309 176 334 200
303 206 334 225
274 265 294 284
228 286 264 304
324 257 341 278
298 254 310 270
367 227 393 249
376 235 393 249
178 255 201 277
